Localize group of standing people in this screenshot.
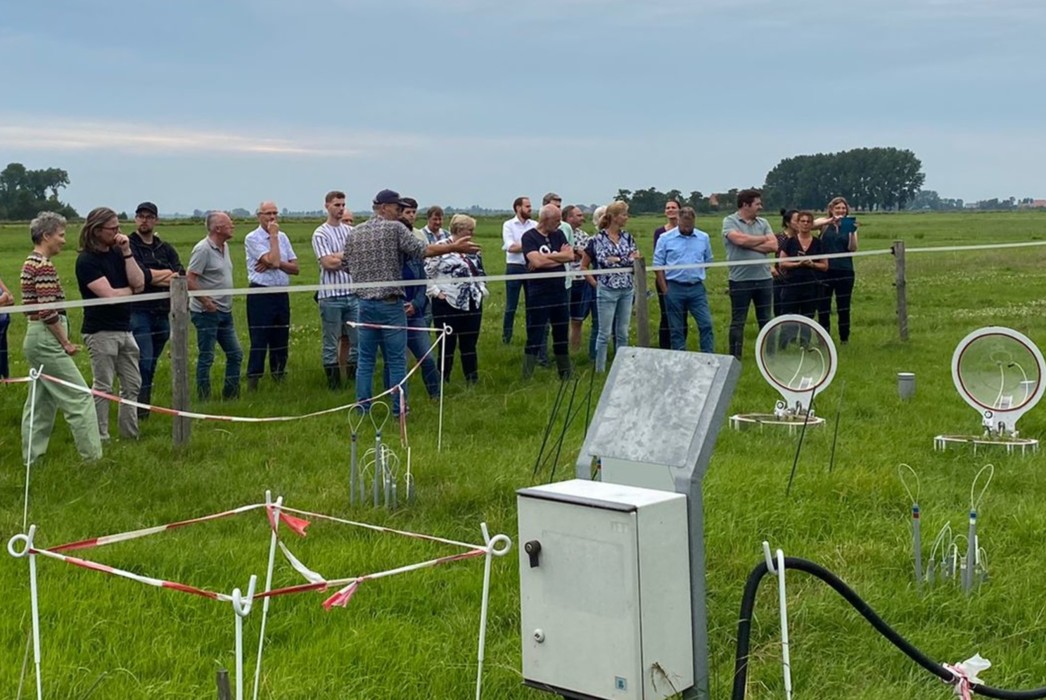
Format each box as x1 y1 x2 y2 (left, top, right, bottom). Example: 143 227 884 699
501 193 643 377
648 190 858 359
19 206 169 465
772 196 859 344
11 189 858 464
14 192 481 464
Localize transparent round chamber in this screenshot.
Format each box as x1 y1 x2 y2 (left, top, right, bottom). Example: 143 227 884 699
954 329 1043 413
756 314 837 402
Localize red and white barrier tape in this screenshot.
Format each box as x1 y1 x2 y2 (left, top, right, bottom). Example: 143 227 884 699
9 354 434 423
50 503 267 553
11 499 506 611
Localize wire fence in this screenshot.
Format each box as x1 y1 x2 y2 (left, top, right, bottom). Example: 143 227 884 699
5 239 1046 448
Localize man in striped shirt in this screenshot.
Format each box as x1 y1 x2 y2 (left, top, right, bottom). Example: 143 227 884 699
312 190 359 390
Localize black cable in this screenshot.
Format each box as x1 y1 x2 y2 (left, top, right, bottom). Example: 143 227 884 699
548 372 581 483
532 378 568 479
785 391 816 497
732 556 1046 700
828 379 846 473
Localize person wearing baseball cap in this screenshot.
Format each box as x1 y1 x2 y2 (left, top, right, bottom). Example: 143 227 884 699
341 189 480 417
128 201 183 418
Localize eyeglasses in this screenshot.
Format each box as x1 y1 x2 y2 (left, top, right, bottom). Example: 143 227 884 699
136 213 157 221
101 225 121 232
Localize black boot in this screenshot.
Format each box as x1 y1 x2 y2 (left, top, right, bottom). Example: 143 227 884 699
324 364 341 390
522 354 538 379
555 354 573 380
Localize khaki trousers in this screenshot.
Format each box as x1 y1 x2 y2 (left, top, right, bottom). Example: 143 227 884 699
22 318 103 463
83 330 141 440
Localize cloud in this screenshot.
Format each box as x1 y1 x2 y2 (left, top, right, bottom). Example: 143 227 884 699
0 116 415 157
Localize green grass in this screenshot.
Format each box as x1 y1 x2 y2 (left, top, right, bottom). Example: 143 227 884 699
2 210 1046 698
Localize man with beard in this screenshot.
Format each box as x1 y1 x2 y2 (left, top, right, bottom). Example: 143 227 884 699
128 201 182 417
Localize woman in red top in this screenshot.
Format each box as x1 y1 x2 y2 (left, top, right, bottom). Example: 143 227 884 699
20 211 103 464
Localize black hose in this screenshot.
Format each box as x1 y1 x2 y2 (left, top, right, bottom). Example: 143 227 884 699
732 556 1046 699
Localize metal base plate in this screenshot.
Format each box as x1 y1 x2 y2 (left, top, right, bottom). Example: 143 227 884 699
933 434 1039 455
730 413 826 434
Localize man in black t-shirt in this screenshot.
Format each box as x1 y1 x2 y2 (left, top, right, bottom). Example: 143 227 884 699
75 206 148 440
521 205 574 379
129 201 182 417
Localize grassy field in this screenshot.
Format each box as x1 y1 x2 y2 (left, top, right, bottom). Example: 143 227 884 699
1 210 1046 699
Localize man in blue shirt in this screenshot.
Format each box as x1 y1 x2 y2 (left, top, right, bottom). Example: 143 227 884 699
653 207 715 353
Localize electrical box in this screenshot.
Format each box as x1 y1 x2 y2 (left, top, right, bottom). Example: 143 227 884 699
517 479 693 700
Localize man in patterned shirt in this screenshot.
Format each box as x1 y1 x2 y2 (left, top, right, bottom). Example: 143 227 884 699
341 189 479 417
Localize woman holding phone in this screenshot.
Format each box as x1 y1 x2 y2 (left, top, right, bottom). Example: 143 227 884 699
814 196 858 343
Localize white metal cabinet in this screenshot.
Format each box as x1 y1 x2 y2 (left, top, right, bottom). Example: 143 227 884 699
518 480 693 699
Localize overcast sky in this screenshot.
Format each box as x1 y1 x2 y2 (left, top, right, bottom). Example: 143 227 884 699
2 0 1044 214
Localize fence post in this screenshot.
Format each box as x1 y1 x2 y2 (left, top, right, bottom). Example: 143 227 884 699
216 668 232 700
169 274 192 446
892 240 909 342
633 257 651 348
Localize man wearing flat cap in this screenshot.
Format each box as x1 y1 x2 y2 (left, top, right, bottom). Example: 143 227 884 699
342 189 480 417
128 201 183 417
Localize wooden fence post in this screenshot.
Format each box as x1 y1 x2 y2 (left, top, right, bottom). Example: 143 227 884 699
892 240 909 342
633 257 651 348
169 274 191 446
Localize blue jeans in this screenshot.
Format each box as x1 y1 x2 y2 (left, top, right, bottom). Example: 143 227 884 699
130 310 170 406
356 299 407 416
595 285 633 372
191 310 243 399
502 263 526 343
667 280 715 353
383 311 441 398
319 294 359 367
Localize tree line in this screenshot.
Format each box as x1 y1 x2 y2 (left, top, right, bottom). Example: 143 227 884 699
0 163 78 220
614 147 929 214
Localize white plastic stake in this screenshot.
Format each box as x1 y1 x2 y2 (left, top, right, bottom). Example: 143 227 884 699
9 527 43 700
438 326 449 452
762 541 793 700
475 523 512 700
253 493 282 700
232 575 257 700
23 366 43 531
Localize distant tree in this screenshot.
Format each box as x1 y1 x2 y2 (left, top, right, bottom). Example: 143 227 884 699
0 162 77 219
230 207 251 218
764 147 925 211
614 189 632 205
974 197 1017 211
909 190 942 210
